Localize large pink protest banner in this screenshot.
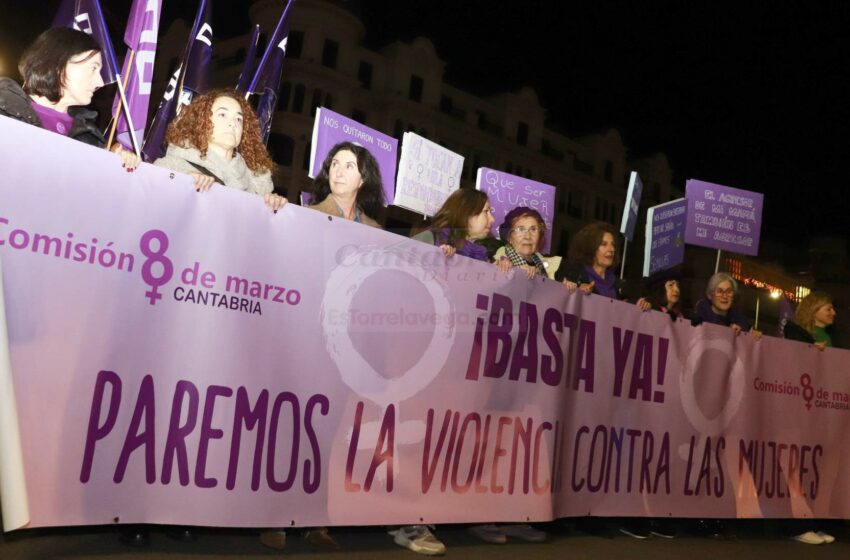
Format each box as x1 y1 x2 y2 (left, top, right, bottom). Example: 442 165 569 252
1 116 850 531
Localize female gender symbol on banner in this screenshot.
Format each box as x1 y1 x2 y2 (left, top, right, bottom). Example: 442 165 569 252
678 330 746 463
320 245 456 480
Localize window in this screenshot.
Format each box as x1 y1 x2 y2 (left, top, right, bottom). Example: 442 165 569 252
568 191 584 219
517 121 529 146
287 31 303 59
292 84 305 114
277 82 291 111
604 160 614 182
358 61 373 89
409 75 424 102
267 134 294 167
321 39 339 68
310 89 323 116
440 95 453 114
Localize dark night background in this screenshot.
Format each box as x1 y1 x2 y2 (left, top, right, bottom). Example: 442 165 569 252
1 1 848 265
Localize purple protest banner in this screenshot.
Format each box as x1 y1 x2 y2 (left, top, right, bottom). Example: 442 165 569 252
52 0 120 85
141 0 213 162
475 167 555 253
5 117 850 528
394 132 464 217
110 0 162 152
309 107 398 206
684 179 763 256
643 198 687 277
620 171 643 242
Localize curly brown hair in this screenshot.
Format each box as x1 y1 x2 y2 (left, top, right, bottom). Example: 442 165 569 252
568 221 618 266
165 88 273 173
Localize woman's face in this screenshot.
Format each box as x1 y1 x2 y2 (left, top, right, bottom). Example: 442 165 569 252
61 50 103 106
329 150 363 196
466 201 495 240
508 215 542 258
209 96 244 155
593 232 616 270
665 280 681 306
709 280 734 313
814 303 836 328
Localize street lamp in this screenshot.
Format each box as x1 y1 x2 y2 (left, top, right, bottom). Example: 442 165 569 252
754 290 782 330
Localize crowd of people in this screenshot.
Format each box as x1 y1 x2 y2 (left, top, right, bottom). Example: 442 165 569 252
1 26 844 555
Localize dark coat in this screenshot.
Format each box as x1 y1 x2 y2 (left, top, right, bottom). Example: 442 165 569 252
0 78 105 148
783 321 815 344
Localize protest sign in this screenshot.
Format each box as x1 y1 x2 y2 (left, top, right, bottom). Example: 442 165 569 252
643 198 687 277
684 179 763 256
393 133 463 217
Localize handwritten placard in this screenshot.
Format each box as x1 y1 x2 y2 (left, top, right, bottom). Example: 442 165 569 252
309 107 398 206
393 132 464 217
684 179 763 256
475 168 556 253
643 198 687 277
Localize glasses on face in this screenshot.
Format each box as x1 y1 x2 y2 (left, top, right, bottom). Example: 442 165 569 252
513 226 540 235
714 288 734 297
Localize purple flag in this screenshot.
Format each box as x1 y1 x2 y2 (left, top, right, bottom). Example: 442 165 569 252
111 0 162 152
142 0 213 162
778 295 796 337
236 25 261 93
245 0 295 142
52 0 120 84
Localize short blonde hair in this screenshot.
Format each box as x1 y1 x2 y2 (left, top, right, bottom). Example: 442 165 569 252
795 292 832 335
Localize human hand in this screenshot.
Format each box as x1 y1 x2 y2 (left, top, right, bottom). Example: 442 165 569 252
563 280 578 292
731 323 742 335
112 146 141 171
749 328 763 341
636 297 652 312
188 172 215 192
815 341 827 351
496 257 512 274
521 264 538 279
263 192 288 212
437 244 456 258
579 281 594 295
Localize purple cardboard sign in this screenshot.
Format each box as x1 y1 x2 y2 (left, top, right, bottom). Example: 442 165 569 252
475 168 556 254
643 198 687 277
684 179 763 256
309 107 398 206
620 171 643 242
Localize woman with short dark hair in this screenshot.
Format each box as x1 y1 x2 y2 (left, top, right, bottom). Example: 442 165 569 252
494 207 560 279
0 27 139 169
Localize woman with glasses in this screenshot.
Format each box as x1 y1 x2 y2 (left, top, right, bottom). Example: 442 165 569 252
694 272 761 338
555 221 651 309
494 207 561 279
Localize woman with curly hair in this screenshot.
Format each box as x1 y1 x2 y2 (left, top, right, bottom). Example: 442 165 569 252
411 188 495 260
785 292 836 349
309 141 384 227
555 221 650 309
154 88 286 211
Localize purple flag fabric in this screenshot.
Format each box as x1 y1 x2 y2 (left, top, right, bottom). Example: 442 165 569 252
236 25 261 93
245 0 295 142
778 295 797 337
141 0 213 162
111 0 162 151
52 0 120 84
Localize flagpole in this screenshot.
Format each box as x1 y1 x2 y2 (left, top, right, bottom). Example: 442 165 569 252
114 74 141 157
106 50 136 149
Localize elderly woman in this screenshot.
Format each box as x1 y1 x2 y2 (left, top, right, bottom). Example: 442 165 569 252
555 222 650 309
412 188 495 260
0 27 139 169
494 207 561 278
154 88 286 211
785 292 836 349
310 141 384 227
693 272 761 338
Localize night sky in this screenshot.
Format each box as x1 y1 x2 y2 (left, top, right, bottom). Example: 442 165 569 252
2 1 848 257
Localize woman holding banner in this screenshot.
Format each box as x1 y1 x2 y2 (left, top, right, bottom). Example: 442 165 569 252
693 273 762 338
412 188 495 260
493 207 560 279
556 222 651 309
309 141 384 227
154 89 286 211
784 292 836 349
0 27 139 169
